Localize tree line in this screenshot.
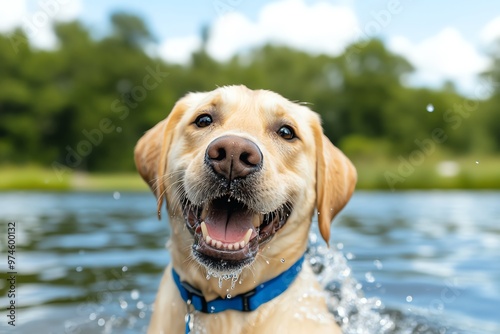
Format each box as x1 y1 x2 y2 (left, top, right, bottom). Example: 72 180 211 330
1 13 499 173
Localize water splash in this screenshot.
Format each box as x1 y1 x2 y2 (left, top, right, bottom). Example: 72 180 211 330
206 268 243 290
307 232 395 333
87 233 466 333
426 104 434 112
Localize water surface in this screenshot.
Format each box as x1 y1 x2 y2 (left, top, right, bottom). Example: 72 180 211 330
0 191 498 333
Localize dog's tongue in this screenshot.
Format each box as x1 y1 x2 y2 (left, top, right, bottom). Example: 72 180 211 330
204 200 255 243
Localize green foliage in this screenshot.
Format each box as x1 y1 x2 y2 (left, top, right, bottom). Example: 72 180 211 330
0 14 499 175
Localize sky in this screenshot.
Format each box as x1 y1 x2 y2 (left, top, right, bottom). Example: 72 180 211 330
1 0 500 97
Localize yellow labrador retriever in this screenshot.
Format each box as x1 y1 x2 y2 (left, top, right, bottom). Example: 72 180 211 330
135 85 356 333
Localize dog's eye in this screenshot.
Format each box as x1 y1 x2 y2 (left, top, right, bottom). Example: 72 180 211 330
194 114 213 128
277 125 295 140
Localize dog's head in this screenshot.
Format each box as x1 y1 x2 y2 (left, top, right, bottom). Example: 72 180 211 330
135 85 356 277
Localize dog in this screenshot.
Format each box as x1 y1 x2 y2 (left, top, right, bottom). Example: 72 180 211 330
134 85 356 333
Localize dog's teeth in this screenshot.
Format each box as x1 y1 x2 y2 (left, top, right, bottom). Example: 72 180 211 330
234 242 240 250
206 235 212 244
200 222 208 238
240 241 245 249
216 241 222 249
228 244 233 250
211 239 217 247
252 215 261 228
200 207 209 220
243 229 252 245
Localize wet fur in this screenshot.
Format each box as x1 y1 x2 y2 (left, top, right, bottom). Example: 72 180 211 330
134 85 356 333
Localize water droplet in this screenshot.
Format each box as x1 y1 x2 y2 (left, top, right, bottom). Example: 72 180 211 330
113 191 121 200
475 160 479 164
337 242 344 250
76 266 83 272
374 259 383 270
131 289 140 300
340 268 351 277
210 306 215 313
120 300 128 309
426 104 434 112
137 301 145 309
89 313 96 320
97 318 105 326
230 273 240 290
122 266 128 272
139 311 145 318
346 252 355 260
227 198 231 202
280 258 285 263
365 272 375 283
406 295 413 302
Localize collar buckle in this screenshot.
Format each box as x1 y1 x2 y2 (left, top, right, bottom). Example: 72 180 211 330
240 288 257 312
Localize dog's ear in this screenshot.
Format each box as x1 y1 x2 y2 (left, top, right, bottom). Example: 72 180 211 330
134 98 189 219
313 121 357 244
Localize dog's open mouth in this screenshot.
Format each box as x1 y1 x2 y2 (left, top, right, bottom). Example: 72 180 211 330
183 195 291 271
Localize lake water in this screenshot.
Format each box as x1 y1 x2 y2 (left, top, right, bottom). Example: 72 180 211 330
0 191 499 333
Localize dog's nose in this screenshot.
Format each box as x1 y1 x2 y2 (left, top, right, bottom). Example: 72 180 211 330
206 135 263 180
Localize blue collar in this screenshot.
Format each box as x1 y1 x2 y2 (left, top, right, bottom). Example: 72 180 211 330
172 255 305 314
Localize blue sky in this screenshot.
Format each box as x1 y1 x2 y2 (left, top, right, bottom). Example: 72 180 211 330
1 0 500 96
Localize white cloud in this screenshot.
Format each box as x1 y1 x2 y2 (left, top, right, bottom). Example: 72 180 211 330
207 0 359 61
0 0 26 32
388 28 490 96
159 35 202 64
53 0 83 22
0 0 83 49
158 0 360 64
480 16 500 46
